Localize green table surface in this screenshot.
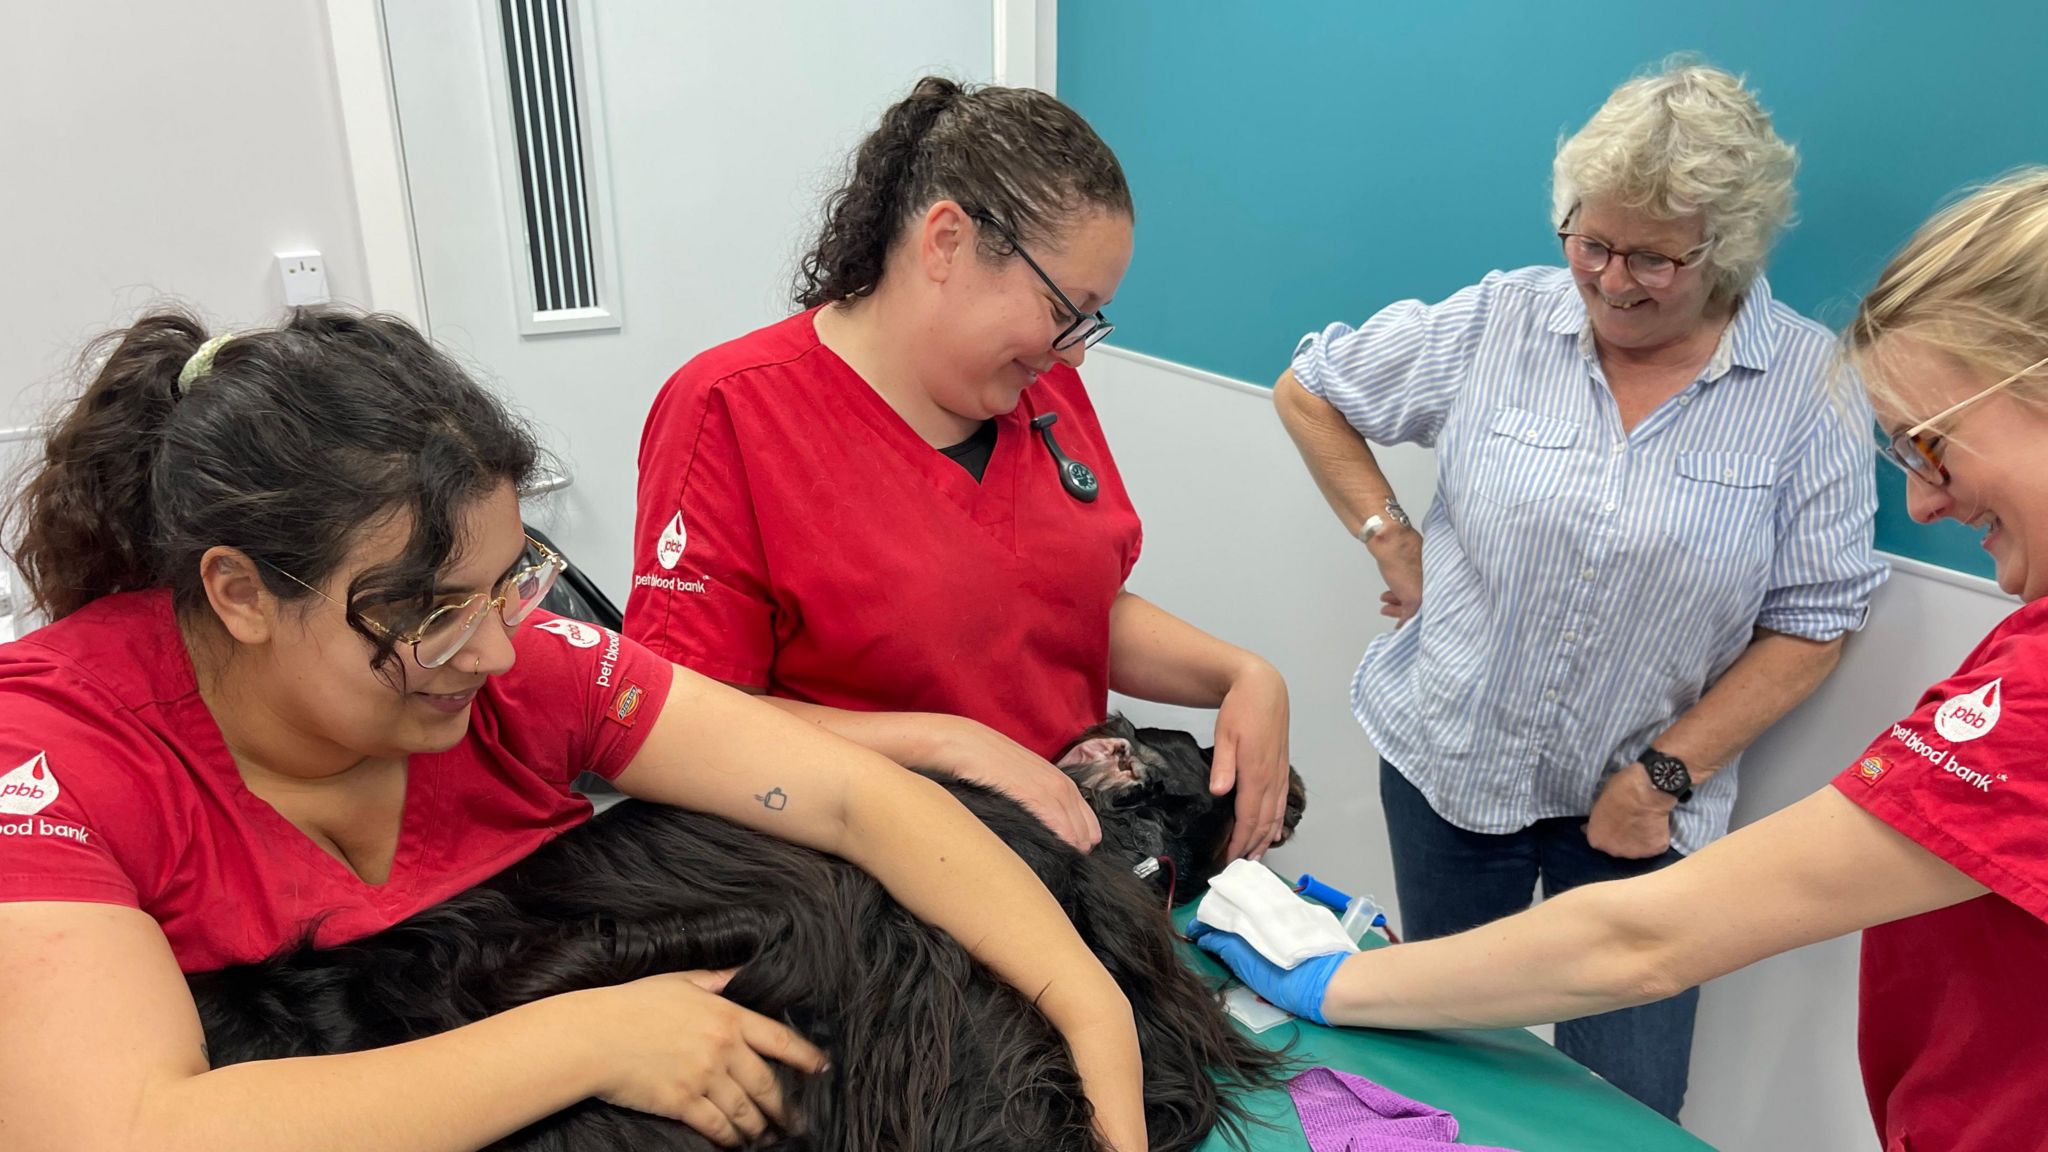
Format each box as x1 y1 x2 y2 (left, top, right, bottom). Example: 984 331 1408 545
1177 908 1714 1152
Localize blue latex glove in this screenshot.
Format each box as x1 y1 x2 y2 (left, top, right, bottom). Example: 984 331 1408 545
1188 923 1345 1025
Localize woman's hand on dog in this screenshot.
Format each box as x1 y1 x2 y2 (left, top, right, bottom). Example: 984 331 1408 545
1212 656 1293 861
925 714 1103 852
572 969 828 1147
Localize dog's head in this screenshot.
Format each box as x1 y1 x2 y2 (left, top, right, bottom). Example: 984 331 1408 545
1056 715 1306 905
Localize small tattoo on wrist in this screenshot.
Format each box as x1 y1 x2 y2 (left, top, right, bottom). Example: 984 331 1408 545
755 787 789 811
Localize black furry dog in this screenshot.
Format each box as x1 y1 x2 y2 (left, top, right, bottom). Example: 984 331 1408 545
188 725 1303 1152
1058 715 1308 906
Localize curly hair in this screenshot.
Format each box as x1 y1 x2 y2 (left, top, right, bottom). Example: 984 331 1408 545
5 305 540 676
1551 58 1798 303
793 76 1132 309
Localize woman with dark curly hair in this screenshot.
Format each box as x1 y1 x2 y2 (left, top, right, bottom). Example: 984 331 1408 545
624 77 1294 862
0 307 1149 1152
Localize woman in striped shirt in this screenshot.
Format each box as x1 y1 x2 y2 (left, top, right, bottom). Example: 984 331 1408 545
1272 60 1883 1118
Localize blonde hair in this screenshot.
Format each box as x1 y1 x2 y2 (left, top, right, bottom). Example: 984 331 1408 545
1552 58 1797 303
1850 167 2048 416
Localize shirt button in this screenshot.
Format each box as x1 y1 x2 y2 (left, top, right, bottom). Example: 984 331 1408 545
1563 631 1577 644
1723 469 1737 481
1612 441 1626 453
1545 689 1559 703
1603 502 1616 513
1582 568 1596 581
1525 426 1540 437
1679 395 1693 407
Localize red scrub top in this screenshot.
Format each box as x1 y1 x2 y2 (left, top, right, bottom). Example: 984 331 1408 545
1832 598 2048 1152
624 309 1143 762
0 591 673 973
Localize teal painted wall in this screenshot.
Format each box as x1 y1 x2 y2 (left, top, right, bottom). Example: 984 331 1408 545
1059 1 2048 578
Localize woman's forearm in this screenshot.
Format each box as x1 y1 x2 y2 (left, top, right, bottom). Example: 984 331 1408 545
1274 369 1402 535
1656 629 1846 785
1319 788 1984 1032
1106 590 1267 705
833 768 1144 1146
1319 882 1681 1030
126 995 603 1152
749 695 955 767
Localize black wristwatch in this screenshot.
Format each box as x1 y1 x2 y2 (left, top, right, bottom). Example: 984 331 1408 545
1641 747 1694 803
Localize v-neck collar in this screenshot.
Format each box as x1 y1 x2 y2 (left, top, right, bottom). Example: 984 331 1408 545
153 600 436 901
805 315 1025 546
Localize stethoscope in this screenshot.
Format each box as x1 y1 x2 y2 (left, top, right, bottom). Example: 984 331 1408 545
1029 412 1099 502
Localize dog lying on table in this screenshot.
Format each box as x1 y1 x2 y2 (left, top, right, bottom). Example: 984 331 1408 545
187 718 1308 1152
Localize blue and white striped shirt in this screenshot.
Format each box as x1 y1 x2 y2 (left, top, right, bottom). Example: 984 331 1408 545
1293 266 1887 854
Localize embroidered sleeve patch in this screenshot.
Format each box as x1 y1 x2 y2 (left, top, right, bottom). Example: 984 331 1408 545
607 682 645 728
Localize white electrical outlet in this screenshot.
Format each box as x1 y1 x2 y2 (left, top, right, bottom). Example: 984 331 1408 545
276 251 329 306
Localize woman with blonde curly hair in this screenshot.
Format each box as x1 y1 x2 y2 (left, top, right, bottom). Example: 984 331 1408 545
1269 59 1885 1116
1207 169 2048 1152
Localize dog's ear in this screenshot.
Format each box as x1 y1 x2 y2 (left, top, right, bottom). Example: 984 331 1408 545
1056 736 1136 796
1055 737 1130 771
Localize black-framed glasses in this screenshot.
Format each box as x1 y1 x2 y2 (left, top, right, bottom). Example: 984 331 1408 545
1875 352 2048 487
969 211 1114 351
267 534 567 670
1557 205 1714 291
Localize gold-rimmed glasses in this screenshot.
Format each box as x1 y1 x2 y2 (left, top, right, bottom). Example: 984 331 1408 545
267 535 566 669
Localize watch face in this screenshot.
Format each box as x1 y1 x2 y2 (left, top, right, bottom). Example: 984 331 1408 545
1646 755 1689 794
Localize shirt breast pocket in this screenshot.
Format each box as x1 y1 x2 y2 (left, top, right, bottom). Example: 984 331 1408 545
1473 405 1579 507
1662 451 1776 560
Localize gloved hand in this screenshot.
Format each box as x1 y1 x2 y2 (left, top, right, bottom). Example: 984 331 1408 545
1189 923 1345 1025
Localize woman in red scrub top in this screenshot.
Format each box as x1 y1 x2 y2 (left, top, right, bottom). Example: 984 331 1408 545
1193 170 2048 1152
625 77 1292 858
0 309 1148 1151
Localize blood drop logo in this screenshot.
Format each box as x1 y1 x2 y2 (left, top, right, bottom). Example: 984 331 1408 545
1934 679 2002 744
536 618 602 649
0 752 60 816
657 511 688 571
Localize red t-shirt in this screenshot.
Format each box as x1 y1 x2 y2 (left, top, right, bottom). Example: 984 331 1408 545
624 309 1143 762
1833 598 2048 1152
0 591 672 973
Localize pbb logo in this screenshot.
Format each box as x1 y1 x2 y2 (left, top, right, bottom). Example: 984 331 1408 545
656 511 688 571
0 752 61 816
536 618 603 649
1856 756 1889 786
1934 679 2002 744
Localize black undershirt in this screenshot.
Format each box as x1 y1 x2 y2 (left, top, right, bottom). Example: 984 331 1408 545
939 419 999 482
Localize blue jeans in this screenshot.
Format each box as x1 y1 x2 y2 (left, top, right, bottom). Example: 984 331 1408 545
1379 758 1699 1122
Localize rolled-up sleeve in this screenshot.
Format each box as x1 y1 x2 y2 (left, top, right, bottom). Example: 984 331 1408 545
1289 271 1504 449
1757 383 1888 639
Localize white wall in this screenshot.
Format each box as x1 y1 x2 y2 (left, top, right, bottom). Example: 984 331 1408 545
382 0 995 604
0 1 369 427
1085 342 2016 1152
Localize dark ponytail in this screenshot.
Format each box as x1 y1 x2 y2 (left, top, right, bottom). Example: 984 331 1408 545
793 76 1133 309
6 304 541 674
8 312 199 620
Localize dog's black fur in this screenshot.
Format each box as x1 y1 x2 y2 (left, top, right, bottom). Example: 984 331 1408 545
188 722 1303 1152
1057 715 1308 906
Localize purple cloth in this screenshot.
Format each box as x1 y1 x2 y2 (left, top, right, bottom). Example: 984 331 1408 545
1286 1066 1518 1152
